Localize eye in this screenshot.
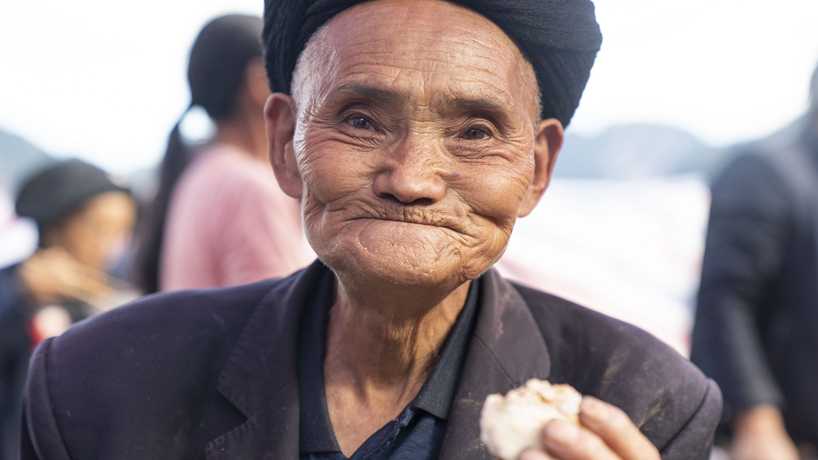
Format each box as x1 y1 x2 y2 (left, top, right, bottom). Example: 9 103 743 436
344 114 376 131
461 125 492 140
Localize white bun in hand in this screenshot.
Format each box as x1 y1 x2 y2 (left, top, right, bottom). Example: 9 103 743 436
480 379 582 460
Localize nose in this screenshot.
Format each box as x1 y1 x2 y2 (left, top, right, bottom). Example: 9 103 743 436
373 139 447 206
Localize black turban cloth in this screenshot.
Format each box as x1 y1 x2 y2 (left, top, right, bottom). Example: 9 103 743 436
263 0 602 127
15 159 130 230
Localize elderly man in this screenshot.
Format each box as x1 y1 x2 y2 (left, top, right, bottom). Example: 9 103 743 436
21 1 721 459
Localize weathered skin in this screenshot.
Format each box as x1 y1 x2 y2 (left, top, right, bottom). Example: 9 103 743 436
264 1 659 458
287 1 549 295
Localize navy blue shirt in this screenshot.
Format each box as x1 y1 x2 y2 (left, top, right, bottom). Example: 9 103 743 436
298 278 480 460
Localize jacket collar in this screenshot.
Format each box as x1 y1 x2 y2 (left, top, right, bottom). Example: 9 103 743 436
438 269 551 460
205 262 330 460
206 261 551 459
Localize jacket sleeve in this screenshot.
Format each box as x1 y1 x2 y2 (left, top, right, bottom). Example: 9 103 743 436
20 338 72 460
659 379 723 460
691 153 789 420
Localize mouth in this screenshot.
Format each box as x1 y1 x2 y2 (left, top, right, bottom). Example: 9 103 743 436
348 216 459 233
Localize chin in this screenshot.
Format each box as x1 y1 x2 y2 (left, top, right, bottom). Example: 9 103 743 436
372 254 461 286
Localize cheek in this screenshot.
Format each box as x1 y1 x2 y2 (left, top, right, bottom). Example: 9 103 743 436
61 225 102 267
297 136 376 220
455 156 534 232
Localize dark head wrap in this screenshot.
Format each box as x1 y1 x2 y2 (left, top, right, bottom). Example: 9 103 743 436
15 159 130 230
263 0 602 127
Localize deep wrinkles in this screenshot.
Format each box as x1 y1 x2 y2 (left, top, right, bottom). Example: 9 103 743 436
327 198 484 244
292 1 539 287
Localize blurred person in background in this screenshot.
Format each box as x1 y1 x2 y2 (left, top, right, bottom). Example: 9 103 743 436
0 159 136 460
692 63 818 460
134 14 311 294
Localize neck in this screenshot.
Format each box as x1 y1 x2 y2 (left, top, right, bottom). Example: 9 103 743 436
324 278 471 406
213 109 267 162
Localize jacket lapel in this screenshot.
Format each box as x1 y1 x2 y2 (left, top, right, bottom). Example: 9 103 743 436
203 264 548 459
205 262 329 460
439 269 552 460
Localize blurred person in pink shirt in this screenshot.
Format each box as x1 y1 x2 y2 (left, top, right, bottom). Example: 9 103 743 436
134 14 312 293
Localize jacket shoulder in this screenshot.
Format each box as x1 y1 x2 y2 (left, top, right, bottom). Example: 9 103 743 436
22 276 294 458
513 283 722 458
53 277 285 365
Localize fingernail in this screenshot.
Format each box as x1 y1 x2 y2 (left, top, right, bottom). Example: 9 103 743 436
544 420 579 443
581 396 606 418
518 450 550 460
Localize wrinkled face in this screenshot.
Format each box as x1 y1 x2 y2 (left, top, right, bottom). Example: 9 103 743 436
51 192 136 270
270 0 562 289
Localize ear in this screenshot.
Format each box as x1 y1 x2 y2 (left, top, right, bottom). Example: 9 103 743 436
518 118 564 217
265 93 303 199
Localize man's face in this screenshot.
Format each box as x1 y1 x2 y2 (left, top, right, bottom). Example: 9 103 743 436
273 0 561 289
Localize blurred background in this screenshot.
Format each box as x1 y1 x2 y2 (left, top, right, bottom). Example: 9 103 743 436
2 1 818 459
5 0 817 349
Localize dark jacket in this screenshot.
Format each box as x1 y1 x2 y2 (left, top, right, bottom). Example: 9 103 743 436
22 261 721 460
0 265 34 460
692 118 818 445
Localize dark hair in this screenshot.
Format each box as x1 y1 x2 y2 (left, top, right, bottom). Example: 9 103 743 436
134 14 263 293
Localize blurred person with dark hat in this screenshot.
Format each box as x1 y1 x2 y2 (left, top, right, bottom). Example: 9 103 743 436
0 159 136 460
21 2 721 459
692 63 818 460
134 14 312 294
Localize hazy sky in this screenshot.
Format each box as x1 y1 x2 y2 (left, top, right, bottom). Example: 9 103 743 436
1 1 817 173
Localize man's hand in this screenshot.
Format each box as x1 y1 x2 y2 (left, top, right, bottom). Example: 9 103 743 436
731 406 799 460
519 397 660 460
18 248 112 305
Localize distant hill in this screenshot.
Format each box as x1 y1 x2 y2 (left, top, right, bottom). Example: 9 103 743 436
0 128 52 194
556 123 730 179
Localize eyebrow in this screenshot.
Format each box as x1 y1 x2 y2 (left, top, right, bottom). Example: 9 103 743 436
442 97 512 127
332 83 405 107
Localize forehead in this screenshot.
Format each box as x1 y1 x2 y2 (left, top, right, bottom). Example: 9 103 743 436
301 0 538 117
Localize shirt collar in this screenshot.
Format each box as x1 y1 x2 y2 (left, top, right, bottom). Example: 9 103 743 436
297 275 482 454
411 279 480 419
298 271 337 453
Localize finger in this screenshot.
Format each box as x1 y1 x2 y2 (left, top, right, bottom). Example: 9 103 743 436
53 279 100 302
57 268 112 301
77 269 113 294
40 247 76 266
579 397 660 460
70 275 112 300
518 449 553 460
62 260 113 292
541 419 619 460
